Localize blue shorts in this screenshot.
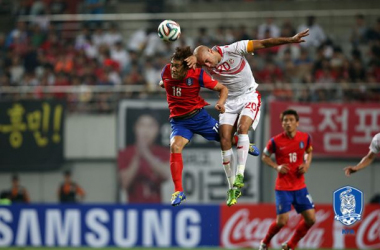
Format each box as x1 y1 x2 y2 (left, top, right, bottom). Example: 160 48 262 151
275 187 315 214
170 108 220 142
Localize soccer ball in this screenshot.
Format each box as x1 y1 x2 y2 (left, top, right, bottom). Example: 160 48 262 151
157 20 181 42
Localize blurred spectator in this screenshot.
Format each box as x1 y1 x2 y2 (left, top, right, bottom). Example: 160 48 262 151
49 0 67 15
297 16 326 48
13 0 32 16
143 27 167 57
236 24 250 40
143 58 161 93
366 18 380 43
30 24 46 47
111 41 131 73
58 170 85 203
195 27 213 47
258 17 280 39
75 25 91 50
83 0 106 14
9 175 30 203
6 21 28 49
128 28 147 53
104 23 123 46
92 24 107 48
350 14 369 46
31 10 50 31
9 55 25 85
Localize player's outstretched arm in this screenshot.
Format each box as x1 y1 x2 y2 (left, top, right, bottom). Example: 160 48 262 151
249 29 309 52
212 82 228 113
344 150 376 176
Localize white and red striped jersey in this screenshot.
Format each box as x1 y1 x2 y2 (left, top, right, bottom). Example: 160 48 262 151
203 40 258 98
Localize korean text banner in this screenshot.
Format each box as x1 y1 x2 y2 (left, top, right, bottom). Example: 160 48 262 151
117 100 261 204
0 100 65 171
269 101 380 158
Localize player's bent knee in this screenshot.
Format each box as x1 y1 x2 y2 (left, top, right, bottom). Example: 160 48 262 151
276 217 288 228
220 136 232 148
237 124 250 134
305 216 316 226
170 143 184 153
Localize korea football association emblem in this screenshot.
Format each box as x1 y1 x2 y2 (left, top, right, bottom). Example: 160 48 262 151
186 78 193 86
333 186 363 226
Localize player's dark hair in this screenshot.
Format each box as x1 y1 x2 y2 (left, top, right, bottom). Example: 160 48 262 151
281 109 299 121
171 46 192 69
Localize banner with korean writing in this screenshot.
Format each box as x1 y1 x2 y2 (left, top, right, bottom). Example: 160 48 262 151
117 100 262 204
269 101 380 158
0 101 65 171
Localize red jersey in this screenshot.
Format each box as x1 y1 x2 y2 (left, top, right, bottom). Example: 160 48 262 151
161 64 218 118
264 131 313 191
118 145 170 203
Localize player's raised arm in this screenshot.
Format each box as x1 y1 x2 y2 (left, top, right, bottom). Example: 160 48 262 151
212 82 228 113
249 29 309 52
344 150 376 176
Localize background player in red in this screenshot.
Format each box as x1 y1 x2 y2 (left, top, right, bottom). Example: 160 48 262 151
161 46 228 206
259 109 316 250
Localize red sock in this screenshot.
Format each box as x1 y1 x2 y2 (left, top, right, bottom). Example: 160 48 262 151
288 220 312 249
234 134 239 145
170 153 183 191
262 221 282 245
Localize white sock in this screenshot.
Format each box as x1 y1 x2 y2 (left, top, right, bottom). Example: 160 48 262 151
221 148 235 189
236 134 249 176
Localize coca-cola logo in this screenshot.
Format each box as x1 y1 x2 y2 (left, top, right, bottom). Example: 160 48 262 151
221 208 331 248
357 209 380 249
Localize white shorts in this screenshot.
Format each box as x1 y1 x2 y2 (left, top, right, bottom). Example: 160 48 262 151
219 91 261 131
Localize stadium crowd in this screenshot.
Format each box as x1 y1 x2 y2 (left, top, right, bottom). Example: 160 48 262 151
0 1 379 113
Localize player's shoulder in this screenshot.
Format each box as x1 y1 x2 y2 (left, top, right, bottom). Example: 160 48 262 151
297 131 310 139
272 132 285 140
187 68 203 78
373 133 380 141
161 64 171 78
268 132 284 144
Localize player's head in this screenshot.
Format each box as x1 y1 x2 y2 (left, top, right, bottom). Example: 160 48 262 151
280 109 299 134
170 46 192 80
134 113 160 145
194 45 220 68
63 170 72 182
11 175 19 185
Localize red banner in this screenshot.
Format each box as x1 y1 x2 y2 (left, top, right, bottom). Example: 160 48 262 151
220 204 380 249
269 101 380 158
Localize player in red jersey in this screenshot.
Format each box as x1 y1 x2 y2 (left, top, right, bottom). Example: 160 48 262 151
161 46 228 206
259 109 316 250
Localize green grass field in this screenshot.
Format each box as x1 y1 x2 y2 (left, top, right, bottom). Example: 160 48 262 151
0 248 359 250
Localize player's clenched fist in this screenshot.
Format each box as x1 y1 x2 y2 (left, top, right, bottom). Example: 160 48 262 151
215 103 225 113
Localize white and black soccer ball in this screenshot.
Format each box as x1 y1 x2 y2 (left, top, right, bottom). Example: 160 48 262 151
157 20 181 42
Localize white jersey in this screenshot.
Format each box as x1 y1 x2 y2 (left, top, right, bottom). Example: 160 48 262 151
369 133 380 154
203 40 258 98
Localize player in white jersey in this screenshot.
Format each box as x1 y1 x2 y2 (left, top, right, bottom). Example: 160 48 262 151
186 29 309 206
344 133 380 176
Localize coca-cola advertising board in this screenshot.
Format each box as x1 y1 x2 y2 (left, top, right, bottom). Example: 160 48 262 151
269 101 380 158
220 204 380 249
